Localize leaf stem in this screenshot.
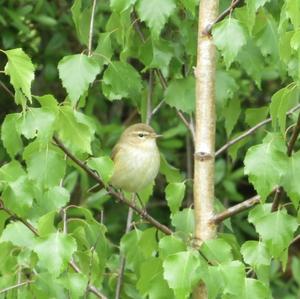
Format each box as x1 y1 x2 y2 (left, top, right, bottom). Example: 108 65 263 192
0 280 34 295
88 0 97 56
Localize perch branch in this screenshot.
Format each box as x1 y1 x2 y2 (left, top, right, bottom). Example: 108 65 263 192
88 0 97 56
53 136 173 235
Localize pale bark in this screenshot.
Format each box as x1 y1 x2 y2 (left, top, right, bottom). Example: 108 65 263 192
193 0 219 298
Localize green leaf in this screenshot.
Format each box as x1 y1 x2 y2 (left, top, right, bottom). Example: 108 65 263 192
249 205 298 257
159 235 187 259
57 105 94 154
110 0 137 12
138 228 158 258
245 106 269 127
216 70 238 110
243 278 270 299
282 151 300 208
223 98 241 136
237 40 265 87
163 250 201 299
179 0 197 15
165 182 185 214
59 273 88 299
87 156 114 185
2 175 34 217
33 232 77 277
71 0 91 46
212 18 246 68
20 107 56 142
171 208 194 236
285 0 300 28
37 211 57 237
37 187 70 215
0 160 25 183
23 141 66 188
0 222 35 247
120 229 144 272
94 32 113 68
201 239 233 264
244 133 288 200
218 261 245 296
160 154 182 183
58 54 100 105
1 113 22 158
102 61 142 101
270 85 298 135
136 0 176 39
137 257 173 299
241 241 271 268
3 48 35 106
164 77 195 114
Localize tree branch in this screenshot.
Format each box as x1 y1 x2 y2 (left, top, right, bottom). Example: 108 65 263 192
0 280 34 295
88 0 97 56
215 103 300 157
0 79 15 98
212 195 260 224
203 0 244 35
287 111 300 156
53 136 173 235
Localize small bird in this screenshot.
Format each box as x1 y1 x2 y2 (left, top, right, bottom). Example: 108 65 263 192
110 123 161 193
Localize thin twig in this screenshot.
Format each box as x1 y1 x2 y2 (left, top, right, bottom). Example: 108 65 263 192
203 0 243 35
53 136 173 235
146 70 154 125
88 0 97 56
115 207 134 299
0 280 34 295
151 99 165 116
215 103 300 157
0 80 14 98
211 195 260 224
271 187 283 212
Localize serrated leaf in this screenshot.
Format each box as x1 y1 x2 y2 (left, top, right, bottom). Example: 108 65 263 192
270 85 298 135
2 175 34 217
94 32 113 68
171 208 194 236
243 278 270 299
23 141 66 188
102 61 142 101
138 228 158 258
57 105 93 154
244 133 288 200
163 250 201 299
179 0 197 15
58 54 100 105
245 106 269 127
160 154 182 183
212 18 246 68
223 98 241 136
282 151 300 208
33 233 77 277
159 235 187 259
20 107 56 142
0 222 35 247
164 77 195 114
1 113 22 158
249 205 298 258
110 0 137 12
241 241 271 268
165 182 185 214
201 239 233 264
136 0 176 39
137 257 173 299
59 273 88 299
0 160 25 182
3 48 35 106
87 156 114 185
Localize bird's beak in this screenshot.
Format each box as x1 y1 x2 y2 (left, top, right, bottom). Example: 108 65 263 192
154 134 163 138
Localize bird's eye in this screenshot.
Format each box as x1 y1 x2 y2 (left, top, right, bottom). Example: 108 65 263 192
138 133 144 138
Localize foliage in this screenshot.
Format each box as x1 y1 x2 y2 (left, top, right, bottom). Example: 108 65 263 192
0 0 300 298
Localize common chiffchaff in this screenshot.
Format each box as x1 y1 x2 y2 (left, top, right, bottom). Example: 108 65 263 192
110 123 161 192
